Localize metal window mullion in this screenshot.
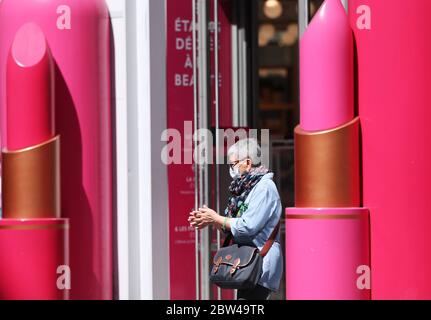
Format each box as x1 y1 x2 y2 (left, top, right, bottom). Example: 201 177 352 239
231 2 239 127
192 0 200 302
213 0 222 301
298 0 309 39
197 0 211 301
238 0 248 127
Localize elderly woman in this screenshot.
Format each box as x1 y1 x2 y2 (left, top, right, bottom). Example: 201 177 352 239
189 138 283 300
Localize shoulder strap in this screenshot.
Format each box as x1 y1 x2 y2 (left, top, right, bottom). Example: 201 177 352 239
222 232 233 248
259 221 280 257
221 220 281 258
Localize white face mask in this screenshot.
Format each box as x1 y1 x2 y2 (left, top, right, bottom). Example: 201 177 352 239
229 166 240 179
230 159 247 179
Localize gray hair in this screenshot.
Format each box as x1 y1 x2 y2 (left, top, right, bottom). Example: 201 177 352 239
227 138 262 167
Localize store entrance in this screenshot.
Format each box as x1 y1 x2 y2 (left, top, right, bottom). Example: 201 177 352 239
189 0 307 301
167 0 329 300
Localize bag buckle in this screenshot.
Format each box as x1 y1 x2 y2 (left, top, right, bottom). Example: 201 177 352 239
213 256 223 274
230 258 241 275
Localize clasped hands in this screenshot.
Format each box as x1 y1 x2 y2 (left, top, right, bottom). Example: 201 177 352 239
188 205 219 230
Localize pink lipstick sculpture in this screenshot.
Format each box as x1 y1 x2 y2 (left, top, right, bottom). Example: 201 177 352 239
349 0 431 299
0 23 69 300
286 0 371 300
0 0 112 299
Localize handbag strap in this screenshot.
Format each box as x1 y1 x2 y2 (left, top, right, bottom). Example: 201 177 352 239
222 232 233 248
259 221 280 257
221 220 281 258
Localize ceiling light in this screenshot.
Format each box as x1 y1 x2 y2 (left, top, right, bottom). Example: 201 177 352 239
264 0 283 20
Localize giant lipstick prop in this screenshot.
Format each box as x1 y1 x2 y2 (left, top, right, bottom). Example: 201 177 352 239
349 0 431 299
0 23 69 300
286 0 370 300
0 0 112 299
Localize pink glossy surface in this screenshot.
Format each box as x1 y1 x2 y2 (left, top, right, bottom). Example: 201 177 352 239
0 219 69 300
7 23 55 151
300 0 354 131
285 208 370 300
0 0 112 299
349 0 431 299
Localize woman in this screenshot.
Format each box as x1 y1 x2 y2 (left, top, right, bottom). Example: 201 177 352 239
188 138 283 300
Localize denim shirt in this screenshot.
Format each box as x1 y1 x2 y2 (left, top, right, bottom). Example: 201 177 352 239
229 173 283 292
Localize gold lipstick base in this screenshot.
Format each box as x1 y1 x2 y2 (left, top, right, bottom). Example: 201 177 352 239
2 136 60 219
295 117 360 208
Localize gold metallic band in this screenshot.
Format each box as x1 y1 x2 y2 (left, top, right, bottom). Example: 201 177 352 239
295 117 360 208
286 214 364 220
0 224 69 231
2 136 60 219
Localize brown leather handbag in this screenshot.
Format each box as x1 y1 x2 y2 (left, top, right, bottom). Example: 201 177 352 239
210 222 280 290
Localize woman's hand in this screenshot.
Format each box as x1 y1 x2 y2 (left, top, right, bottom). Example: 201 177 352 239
188 205 220 230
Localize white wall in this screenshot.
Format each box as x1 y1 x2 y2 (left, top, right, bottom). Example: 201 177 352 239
106 0 129 300
106 0 170 300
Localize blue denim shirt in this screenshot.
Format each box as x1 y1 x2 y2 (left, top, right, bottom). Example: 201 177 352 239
229 173 283 292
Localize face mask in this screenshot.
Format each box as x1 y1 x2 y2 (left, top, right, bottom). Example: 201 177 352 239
229 164 241 179
229 166 241 179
